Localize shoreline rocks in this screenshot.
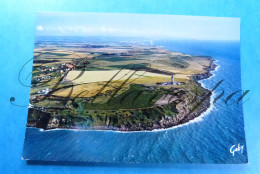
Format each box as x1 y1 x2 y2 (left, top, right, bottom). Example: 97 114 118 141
27 59 217 132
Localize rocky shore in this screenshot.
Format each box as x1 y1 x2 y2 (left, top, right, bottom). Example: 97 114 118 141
27 58 217 132
117 59 217 131
117 89 212 131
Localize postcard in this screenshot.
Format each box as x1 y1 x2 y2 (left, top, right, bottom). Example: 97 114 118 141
22 12 248 163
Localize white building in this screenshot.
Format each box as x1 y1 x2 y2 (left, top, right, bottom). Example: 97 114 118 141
171 75 174 84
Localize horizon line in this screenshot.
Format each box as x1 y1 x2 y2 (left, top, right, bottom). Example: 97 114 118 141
35 35 240 42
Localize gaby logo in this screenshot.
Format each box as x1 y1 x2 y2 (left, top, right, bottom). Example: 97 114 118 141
230 144 244 156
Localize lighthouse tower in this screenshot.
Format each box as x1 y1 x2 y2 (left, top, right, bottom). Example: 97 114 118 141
171 75 174 85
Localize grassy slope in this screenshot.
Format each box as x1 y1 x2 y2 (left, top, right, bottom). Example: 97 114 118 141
28 44 212 129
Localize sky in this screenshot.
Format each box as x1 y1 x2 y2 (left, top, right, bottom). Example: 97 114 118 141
36 12 240 41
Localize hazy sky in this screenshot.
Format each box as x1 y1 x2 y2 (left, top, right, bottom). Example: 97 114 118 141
36 12 240 41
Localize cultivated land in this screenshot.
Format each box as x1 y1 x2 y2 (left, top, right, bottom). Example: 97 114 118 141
27 40 216 131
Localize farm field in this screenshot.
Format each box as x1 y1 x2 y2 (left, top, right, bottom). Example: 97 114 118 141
27 40 215 131
65 70 172 84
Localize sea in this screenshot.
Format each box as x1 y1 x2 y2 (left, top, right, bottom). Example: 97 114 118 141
23 37 248 163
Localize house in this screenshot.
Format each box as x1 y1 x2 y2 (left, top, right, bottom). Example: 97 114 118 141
159 75 175 86
29 103 34 108
65 63 75 70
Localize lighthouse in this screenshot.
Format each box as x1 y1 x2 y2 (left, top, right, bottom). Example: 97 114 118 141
171 75 174 85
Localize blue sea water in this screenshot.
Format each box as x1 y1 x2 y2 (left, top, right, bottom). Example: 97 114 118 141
22 39 247 163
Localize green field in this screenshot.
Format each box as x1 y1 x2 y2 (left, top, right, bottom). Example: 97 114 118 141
27 43 213 130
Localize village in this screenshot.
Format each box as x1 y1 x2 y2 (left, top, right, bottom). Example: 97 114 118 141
34 62 76 83
29 61 78 110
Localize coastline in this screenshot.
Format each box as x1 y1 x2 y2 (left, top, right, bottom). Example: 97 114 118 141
29 94 215 133
116 58 217 131
27 57 219 132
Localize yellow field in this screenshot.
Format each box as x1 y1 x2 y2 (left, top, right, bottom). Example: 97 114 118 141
65 70 173 85
52 82 113 98
50 70 173 98
52 76 173 98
